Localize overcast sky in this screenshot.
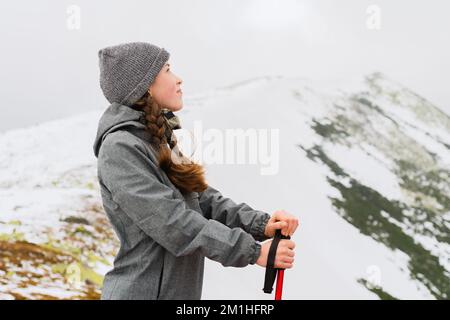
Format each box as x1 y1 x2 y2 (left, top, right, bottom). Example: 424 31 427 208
1 0 449 132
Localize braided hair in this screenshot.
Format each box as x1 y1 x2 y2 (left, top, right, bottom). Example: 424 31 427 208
132 91 208 195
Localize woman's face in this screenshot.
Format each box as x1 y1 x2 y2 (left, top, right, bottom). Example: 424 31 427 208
149 62 183 111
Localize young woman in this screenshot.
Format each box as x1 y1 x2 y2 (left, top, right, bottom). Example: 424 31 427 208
93 42 298 299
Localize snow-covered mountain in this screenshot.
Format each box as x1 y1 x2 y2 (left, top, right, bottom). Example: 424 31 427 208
0 72 448 299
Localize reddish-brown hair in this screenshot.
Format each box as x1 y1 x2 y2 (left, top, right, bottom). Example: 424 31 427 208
132 92 208 195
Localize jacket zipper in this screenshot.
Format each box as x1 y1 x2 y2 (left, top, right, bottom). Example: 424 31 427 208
156 256 164 299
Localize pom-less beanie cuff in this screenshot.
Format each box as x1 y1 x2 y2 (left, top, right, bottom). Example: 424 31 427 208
121 48 170 106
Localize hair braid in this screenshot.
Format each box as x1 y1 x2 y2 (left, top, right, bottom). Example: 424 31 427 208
132 91 208 195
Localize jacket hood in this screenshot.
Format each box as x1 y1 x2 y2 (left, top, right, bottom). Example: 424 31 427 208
93 103 146 158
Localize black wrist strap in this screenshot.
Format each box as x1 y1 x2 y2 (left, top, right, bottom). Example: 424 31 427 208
263 229 290 294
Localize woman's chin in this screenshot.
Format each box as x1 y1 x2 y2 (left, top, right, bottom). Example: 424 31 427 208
173 103 183 112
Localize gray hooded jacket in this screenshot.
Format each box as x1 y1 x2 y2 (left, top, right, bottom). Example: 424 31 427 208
93 103 271 300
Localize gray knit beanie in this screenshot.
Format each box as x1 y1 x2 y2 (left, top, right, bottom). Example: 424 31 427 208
98 42 170 106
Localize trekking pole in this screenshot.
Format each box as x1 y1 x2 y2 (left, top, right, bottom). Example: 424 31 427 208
263 229 290 300
275 263 285 300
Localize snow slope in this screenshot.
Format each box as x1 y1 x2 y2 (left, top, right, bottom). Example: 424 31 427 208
0 72 448 299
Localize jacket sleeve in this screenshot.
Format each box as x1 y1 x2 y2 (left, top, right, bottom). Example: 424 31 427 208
98 132 261 267
198 185 272 242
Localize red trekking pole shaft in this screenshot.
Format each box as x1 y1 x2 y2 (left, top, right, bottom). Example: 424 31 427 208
275 269 285 300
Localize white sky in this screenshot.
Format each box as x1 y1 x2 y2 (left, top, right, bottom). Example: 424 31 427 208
1 0 449 132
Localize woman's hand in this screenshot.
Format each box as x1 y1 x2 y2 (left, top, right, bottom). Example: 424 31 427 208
264 210 299 238
256 239 296 269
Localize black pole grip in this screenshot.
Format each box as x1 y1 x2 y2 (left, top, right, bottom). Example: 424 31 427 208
262 229 290 294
